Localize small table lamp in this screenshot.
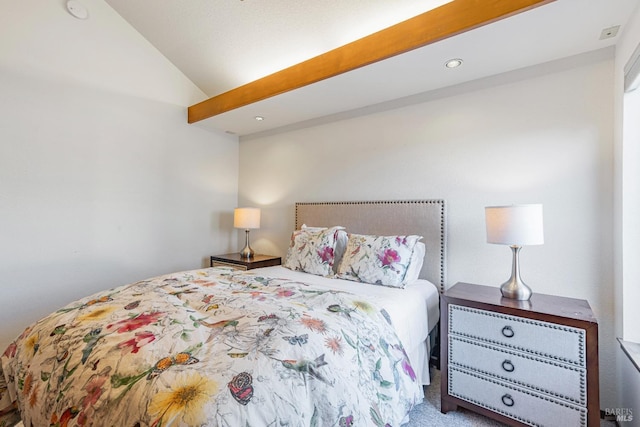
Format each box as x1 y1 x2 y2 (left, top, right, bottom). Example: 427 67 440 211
234 207 261 259
485 204 544 300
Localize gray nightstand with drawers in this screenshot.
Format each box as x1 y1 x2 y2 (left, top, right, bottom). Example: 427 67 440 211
440 282 599 427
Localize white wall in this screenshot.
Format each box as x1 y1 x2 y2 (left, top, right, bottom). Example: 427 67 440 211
614 1 640 420
615 0 640 345
0 0 239 350
239 49 617 407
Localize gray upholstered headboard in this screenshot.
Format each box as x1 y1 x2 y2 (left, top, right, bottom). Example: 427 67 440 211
295 200 447 292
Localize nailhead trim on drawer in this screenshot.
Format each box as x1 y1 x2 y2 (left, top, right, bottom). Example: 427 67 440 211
449 336 587 405
449 305 586 366
449 366 587 427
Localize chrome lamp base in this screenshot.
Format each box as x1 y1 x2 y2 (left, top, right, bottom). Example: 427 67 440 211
500 245 532 300
240 229 254 259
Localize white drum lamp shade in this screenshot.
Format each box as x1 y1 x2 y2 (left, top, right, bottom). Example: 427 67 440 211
486 205 544 246
234 208 261 230
485 204 544 300
234 208 261 258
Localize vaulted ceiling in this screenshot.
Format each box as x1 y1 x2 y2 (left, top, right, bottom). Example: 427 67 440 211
104 0 637 137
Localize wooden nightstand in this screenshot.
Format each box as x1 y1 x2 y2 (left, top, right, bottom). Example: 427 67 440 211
210 253 281 271
440 282 599 427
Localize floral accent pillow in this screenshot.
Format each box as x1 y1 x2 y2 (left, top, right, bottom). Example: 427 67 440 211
283 226 344 276
336 234 423 288
301 224 348 273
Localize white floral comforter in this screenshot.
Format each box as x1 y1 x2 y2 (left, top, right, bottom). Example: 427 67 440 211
0 267 422 427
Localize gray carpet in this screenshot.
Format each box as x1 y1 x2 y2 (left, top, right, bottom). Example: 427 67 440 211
405 369 614 426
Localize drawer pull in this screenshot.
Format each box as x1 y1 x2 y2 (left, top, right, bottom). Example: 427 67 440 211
501 360 515 372
501 325 515 338
501 394 515 407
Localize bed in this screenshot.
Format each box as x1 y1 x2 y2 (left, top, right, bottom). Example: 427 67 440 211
0 200 446 427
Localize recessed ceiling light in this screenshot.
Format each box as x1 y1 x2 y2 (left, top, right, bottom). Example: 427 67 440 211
599 25 620 40
66 0 89 19
445 58 463 69
254 116 264 121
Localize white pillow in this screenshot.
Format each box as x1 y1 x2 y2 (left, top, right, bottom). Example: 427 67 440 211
300 224 328 232
403 241 425 284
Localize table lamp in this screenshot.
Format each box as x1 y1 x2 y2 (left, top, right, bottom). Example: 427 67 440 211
485 204 544 300
234 207 261 259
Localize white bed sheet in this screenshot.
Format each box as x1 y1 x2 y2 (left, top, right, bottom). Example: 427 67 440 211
252 266 440 385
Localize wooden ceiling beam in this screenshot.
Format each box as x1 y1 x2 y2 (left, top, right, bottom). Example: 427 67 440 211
188 0 554 123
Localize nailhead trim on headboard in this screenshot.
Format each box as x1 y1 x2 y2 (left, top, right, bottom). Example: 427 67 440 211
295 200 447 292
